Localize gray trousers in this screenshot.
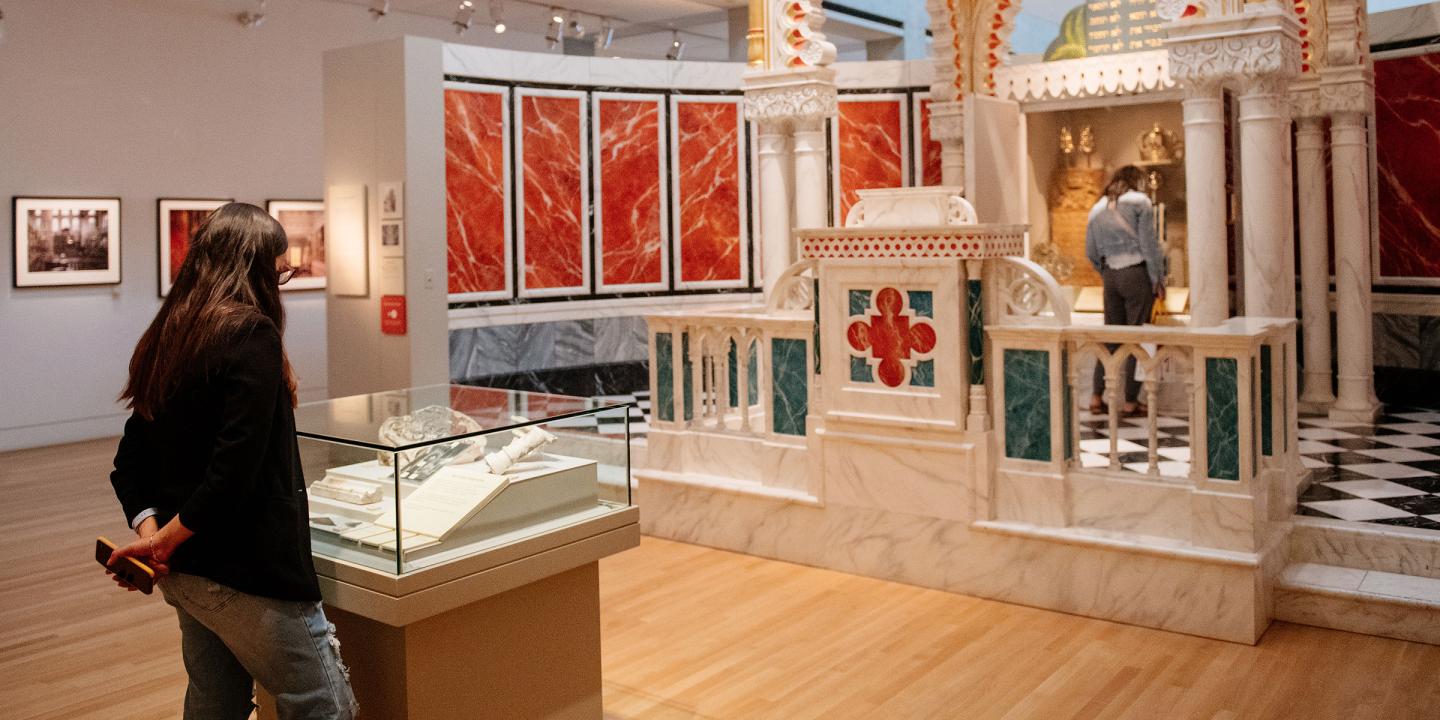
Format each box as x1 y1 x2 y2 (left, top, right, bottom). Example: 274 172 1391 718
1092 264 1153 405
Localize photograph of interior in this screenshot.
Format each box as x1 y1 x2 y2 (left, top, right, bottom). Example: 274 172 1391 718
3 0 1440 717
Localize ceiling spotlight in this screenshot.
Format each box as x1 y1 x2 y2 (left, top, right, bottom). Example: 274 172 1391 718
598 17 614 49
545 9 562 49
566 11 584 38
236 0 266 29
453 0 474 34
489 0 505 33
368 0 389 20
666 31 685 61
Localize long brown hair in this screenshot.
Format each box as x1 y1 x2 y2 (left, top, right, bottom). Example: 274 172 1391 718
122 202 297 419
1104 165 1147 205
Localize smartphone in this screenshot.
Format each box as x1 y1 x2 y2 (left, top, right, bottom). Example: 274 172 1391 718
95 536 155 595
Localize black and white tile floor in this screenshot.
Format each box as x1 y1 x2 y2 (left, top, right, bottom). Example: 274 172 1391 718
574 393 1440 531
1295 408 1440 531
545 391 651 440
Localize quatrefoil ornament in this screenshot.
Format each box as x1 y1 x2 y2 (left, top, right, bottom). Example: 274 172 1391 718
846 287 937 387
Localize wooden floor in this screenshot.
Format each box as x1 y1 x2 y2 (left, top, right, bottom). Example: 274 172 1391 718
3 439 1439 719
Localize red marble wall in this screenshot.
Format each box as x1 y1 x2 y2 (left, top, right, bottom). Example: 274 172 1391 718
445 87 510 297
836 99 906 223
596 97 665 289
917 98 943 187
520 92 588 294
674 99 744 285
1376 52 1440 281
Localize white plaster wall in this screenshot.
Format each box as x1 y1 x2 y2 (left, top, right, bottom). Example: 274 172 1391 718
0 0 559 452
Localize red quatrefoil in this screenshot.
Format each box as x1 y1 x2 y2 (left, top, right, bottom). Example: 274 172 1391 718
846 288 937 387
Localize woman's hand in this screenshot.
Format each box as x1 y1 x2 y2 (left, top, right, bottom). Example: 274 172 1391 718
1153 282 1167 301
108 517 193 590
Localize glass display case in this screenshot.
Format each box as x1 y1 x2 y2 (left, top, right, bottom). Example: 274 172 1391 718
295 384 633 575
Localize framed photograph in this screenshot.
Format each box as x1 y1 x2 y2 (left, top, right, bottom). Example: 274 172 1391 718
378 182 404 220
380 219 404 257
13 196 122 288
157 198 231 297
266 199 327 291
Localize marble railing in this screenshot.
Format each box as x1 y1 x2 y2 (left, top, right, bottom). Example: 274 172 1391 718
987 317 1300 552
646 308 814 444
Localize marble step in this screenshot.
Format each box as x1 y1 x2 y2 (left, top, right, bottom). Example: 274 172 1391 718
1274 562 1440 645
1288 515 1440 580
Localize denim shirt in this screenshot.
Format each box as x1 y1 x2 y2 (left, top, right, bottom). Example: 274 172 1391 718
1084 191 1164 286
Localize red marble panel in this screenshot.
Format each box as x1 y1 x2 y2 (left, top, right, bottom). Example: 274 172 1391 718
520 93 587 293
837 99 905 222
445 88 509 297
1376 52 1440 280
597 97 664 288
918 98 943 187
675 100 743 284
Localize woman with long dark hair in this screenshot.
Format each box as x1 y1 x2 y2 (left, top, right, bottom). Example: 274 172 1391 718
1084 165 1165 416
106 203 357 719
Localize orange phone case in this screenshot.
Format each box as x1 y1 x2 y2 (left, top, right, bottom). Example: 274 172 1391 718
96 536 156 595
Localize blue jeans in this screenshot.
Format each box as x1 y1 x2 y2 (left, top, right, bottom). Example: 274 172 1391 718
159 572 358 720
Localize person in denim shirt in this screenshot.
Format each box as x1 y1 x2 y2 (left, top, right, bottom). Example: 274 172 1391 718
1085 165 1166 416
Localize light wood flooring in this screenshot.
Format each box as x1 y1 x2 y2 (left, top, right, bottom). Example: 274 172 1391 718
3 438 1439 719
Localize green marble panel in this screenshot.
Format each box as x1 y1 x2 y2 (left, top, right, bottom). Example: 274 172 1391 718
907 290 934 318
813 278 821 376
728 339 739 407
1062 351 1073 460
682 332 693 422
655 332 674 422
772 338 809 436
848 289 872 317
850 356 874 383
748 340 759 405
1260 345 1273 456
1206 357 1240 481
967 279 984 385
1003 349 1051 462
911 359 935 387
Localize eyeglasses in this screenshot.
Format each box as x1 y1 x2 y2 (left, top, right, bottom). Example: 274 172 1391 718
278 265 296 285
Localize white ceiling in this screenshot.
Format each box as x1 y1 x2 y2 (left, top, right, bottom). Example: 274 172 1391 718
330 0 871 61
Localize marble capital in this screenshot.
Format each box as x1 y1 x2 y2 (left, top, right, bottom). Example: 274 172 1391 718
1164 7 1302 87
1318 65 1375 117
1289 78 1324 120
927 100 964 142
743 67 838 128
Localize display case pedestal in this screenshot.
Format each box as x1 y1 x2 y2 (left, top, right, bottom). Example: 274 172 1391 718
259 506 639 720
262 562 603 719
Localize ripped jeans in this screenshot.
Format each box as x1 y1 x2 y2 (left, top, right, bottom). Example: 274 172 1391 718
159 572 358 720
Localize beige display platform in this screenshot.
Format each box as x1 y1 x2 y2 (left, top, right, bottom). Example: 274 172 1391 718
260 505 639 720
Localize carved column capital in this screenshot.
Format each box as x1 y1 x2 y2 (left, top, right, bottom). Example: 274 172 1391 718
927 100 964 142
743 68 838 128
1289 78 1325 120
1164 7 1302 90
1319 64 1375 116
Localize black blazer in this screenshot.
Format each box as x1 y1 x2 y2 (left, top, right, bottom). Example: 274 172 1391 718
110 318 321 602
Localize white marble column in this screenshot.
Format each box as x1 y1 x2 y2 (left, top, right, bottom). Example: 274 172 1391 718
930 100 965 190
756 120 794 298
1329 109 1381 421
1182 81 1228 327
792 116 828 229
1295 115 1336 410
1237 76 1297 318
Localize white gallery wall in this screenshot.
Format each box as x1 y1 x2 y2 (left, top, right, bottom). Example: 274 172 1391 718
0 0 558 452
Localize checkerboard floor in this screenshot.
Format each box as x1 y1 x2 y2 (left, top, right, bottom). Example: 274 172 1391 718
545 392 650 440
1295 408 1440 531
1077 406 1440 532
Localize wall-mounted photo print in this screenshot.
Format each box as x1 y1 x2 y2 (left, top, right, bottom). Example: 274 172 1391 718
380 219 404 258
267 199 327 291
379 182 404 220
13 196 122 288
158 198 231 297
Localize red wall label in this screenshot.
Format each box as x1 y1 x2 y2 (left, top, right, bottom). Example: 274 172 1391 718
381 295 407 335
